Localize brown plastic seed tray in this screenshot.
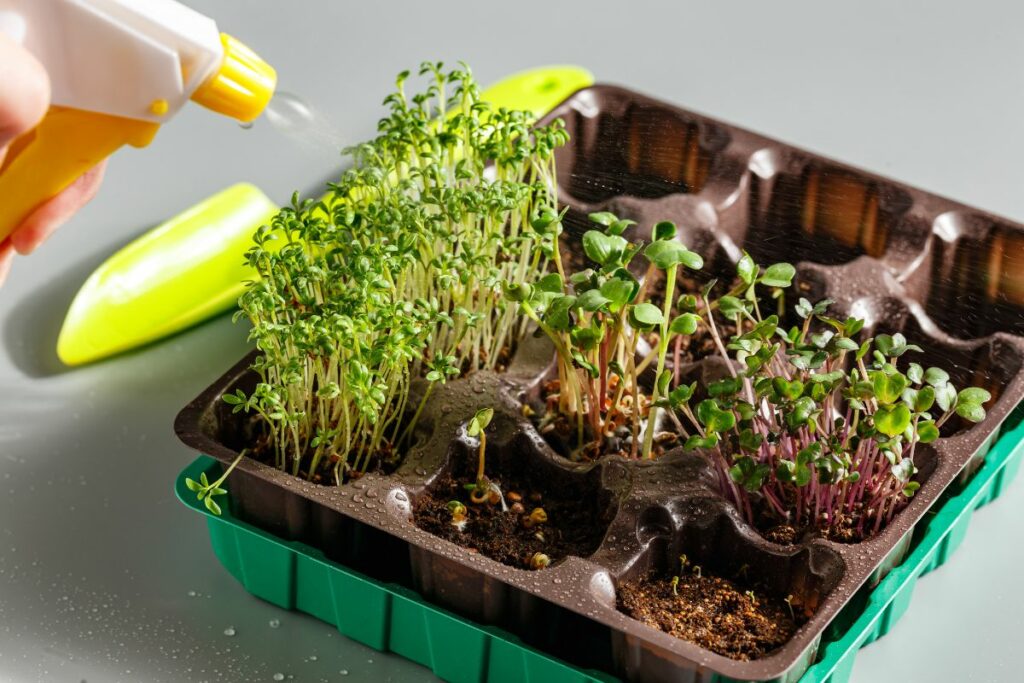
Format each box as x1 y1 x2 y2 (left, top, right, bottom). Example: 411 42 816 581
176 85 1024 682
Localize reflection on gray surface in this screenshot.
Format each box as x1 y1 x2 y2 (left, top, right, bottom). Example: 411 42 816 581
2 1 1023 681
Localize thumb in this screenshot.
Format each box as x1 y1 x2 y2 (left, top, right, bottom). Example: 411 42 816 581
0 32 50 161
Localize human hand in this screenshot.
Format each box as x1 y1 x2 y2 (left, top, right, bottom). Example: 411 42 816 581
0 33 107 287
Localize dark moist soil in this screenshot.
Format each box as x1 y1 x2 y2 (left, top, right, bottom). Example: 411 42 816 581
413 449 613 570
756 499 894 545
533 379 678 461
234 346 516 487
618 570 806 661
645 270 739 365
239 416 402 487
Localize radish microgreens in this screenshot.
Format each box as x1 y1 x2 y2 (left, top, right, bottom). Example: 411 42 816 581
667 274 993 538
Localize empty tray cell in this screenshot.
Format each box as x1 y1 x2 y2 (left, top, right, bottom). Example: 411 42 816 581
557 95 728 204
750 161 916 268
612 501 843 668
923 211 1024 338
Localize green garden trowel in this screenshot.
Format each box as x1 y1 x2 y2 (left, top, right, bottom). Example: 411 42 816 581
56 65 593 366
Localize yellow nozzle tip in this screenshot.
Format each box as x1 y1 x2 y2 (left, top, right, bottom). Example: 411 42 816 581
191 33 277 123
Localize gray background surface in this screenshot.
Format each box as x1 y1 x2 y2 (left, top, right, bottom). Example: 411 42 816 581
1 1 1022 681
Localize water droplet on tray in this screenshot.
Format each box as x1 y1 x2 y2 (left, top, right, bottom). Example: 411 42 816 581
272 674 285 681
269 619 280 629
223 627 235 637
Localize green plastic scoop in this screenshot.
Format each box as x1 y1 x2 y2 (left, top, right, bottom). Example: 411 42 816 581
56 65 593 366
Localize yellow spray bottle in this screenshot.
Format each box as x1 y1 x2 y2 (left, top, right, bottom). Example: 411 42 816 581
0 0 277 241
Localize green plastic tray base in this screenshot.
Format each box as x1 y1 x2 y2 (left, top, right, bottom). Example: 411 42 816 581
175 408 1024 683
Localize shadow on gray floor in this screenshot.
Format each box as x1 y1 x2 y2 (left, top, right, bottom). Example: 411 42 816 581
2 247 113 378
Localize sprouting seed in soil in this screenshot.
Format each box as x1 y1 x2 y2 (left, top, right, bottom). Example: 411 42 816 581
745 590 757 606
678 554 689 574
446 500 468 531
523 506 548 529
670 575 680 596
784 595 795 619
692 565 702 579
530 552 551 569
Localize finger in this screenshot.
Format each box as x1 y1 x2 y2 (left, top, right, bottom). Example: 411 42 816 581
0 239 14 288
0 33 50 155
10 160 107 255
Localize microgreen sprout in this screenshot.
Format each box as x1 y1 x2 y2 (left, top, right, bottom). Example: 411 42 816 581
784 594 795 619
523 507 548 528
229 63 565 486
530 552 552 569
447 500 468 531
185 452 244 516
465 408 495 505
671 575 680 595
745 590 758 606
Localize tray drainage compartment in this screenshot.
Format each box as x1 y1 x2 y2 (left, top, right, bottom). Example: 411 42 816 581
748 159 917 269
919 211 1024 339
556 91 730 204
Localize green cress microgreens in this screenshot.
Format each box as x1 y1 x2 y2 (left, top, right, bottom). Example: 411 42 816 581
229 63 566 485
667 272 992 537
185 452 244 516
